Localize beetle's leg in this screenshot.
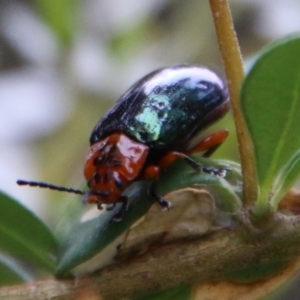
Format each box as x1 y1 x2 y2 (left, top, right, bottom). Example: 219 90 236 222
183 155 230 176
158 151 229 177
149 181 171 209
97 203 103 210
143 165 160 180
187 129 229 157
106 203 116 211
143 166 171 208
111 196 129 222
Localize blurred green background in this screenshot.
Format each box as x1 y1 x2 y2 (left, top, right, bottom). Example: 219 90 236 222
1 0 300 298
0 0 299 226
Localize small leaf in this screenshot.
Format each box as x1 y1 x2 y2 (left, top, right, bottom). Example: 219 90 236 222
0 253 33 285
118 188 216 259
0 191 58 274
55 157 241 277
55 181 155 277
241 35 300 214
157 158 242 213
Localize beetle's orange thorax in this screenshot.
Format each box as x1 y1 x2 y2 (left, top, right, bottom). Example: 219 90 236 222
84 133 149 205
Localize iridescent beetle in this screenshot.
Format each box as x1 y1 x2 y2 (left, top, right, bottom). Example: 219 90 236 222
17 65 230 220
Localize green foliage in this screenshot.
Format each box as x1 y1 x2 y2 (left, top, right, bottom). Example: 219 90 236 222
241 35 300 215
109 20 153 60
54 181 154 277
0 254 32 285
0 192 58 285
35 0 77 46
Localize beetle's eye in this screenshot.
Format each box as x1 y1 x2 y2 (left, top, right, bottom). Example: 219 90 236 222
93 173 101 183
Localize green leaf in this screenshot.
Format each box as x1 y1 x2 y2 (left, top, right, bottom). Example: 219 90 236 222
0 191 58 275
157 158 242 213
0 253 33 285
241 35 300 214
55 157 241 277
55 182 154 277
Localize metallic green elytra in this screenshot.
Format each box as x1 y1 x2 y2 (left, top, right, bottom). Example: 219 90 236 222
90 65 229 150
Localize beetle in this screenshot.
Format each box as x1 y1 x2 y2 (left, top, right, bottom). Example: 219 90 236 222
17 65 230 220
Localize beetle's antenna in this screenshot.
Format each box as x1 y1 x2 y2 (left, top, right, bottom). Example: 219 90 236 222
16 180 85 195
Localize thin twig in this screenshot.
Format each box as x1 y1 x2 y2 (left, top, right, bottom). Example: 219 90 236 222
209 0 258 207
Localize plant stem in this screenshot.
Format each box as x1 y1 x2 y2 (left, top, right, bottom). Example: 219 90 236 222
209 0 258 207
2 213 300 299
